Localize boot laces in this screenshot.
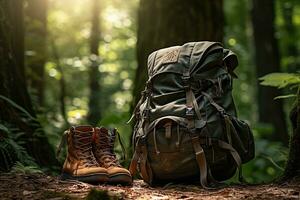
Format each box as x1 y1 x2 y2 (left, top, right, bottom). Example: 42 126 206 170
95 130 121 168
73 130 99 168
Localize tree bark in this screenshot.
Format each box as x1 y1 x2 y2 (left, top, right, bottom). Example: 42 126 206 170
3 0 34 115
280 0 299 72
281 87 300 180
0 0 57 168
25 0 48 106
87 0 102 126
132 0 224 113
251 0 289 145
8 0 25 75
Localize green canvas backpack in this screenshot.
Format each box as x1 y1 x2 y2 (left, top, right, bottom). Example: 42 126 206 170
129 41 255 188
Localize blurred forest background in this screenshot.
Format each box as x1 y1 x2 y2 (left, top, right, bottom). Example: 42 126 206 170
0 0 299 185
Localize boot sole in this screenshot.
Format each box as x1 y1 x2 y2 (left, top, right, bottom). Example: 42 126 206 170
109 173 132 185
60 172 108 184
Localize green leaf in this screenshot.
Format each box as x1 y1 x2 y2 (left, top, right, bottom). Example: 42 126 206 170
259 73 300 89
274 94 297 100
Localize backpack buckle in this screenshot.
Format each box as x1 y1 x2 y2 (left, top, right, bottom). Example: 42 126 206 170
186 106 194 119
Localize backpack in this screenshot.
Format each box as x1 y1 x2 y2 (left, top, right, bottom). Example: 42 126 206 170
129 42 255 188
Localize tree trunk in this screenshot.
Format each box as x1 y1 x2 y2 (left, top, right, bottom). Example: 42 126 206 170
132 0 224 112
4 0 34 115
0 0 57 168
281 87 300 180
87 0 102 126
251 0 289 146
25 0 48 106
8 0 25 75
280 0 299 72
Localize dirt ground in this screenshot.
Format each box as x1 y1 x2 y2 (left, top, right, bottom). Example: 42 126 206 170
0 173 299 200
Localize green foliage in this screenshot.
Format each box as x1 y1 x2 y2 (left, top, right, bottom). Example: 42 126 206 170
11 162 43 174
242 139 288 183
260 73 300 89
260 72 299 111
0 94 46 172
0 122 38 172
253 71 300 182
40 0 138 165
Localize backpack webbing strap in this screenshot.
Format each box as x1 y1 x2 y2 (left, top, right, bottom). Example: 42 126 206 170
140 144 153 184
129 138 153 184
217 140 242 167
183 72 203 129
198 138 245 184
202 92 225 113
129 145 140 176
129 137 143 176
183 72 195 129
218 140 245 183
191 136 209 188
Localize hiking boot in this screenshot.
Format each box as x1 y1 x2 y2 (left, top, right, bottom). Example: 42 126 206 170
93 127 132 185
60 125 108 183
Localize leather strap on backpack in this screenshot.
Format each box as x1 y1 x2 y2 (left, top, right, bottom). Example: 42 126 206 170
140 144 153 184
129 137 153 184
129 148 139 176
129 137 143 176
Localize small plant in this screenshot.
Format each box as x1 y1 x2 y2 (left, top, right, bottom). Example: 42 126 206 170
11 161 43 174
259 72 300 181
259 72 300 100
0 122 39 172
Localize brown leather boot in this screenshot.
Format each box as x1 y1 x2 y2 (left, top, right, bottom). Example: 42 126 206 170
93 127 132 185
60 126 108 183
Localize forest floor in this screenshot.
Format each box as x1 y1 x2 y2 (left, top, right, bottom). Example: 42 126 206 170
1 173 300 200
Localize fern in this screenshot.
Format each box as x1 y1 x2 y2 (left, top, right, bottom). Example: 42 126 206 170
0 95 47 172
259 72 300 100
259 73 300 89
0 122 39 172
11 161 43 174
